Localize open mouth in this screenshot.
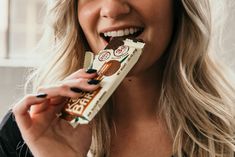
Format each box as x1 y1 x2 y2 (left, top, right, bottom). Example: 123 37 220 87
100 27 144 43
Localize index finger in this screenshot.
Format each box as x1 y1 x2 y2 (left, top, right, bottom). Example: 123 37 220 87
12 94 48 130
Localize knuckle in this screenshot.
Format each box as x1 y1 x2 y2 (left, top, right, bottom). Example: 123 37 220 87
12 95 33 114
59 83 69 91
76 78 86 84
23 95 34 104
77 68 85 73
37 86 46 92
87 86 99 92
72 69 84 77
69 93 81 99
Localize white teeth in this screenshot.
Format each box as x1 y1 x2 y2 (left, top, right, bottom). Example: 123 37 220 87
117 30 124 36
111 31 116 36
124 29 129 35
103 28 141 37
130 28 134 34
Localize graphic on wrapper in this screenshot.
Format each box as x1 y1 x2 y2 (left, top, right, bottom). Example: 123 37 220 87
114 45 129 57
64 88 101 118
98 50 111 61
61 43 135 125
96 45 129 77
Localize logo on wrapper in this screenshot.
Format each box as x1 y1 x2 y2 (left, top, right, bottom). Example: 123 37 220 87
98 50 111 61
114 45 129 57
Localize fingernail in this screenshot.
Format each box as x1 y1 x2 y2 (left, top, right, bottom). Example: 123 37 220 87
86 68 97 74
70 87 83 93
36 93 47 98
87 79 100 85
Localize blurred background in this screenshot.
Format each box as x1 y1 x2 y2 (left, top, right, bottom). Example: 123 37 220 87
0 0 44 119
0 0 235 120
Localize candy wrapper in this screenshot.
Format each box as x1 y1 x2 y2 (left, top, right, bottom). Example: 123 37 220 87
60 38 145 127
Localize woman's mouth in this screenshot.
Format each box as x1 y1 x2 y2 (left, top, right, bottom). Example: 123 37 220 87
100 27 144 43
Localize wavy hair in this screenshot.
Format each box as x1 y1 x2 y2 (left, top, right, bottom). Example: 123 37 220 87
160 0 235 157
26 0 86 89
26 0 235 157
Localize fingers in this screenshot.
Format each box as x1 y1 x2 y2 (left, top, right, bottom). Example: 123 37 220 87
65 68 97 80
37 71 100 99
30 97 66 115
37 79 100 99
13 94 47 116
13 68 100 131
33 68 100 115
12 94 48 130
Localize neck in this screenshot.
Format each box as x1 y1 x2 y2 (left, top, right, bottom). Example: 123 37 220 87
111 62 164 125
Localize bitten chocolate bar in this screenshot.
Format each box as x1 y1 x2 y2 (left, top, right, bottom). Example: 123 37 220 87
60 38 145 127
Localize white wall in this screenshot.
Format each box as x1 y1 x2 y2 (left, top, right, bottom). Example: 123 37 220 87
0 67 28 119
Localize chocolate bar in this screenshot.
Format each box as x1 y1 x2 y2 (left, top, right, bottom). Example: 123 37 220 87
60 38 145 127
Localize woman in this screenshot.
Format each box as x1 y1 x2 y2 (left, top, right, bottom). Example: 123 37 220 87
0 0 235 157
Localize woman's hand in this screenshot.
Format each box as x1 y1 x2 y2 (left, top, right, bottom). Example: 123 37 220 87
12 69 99 157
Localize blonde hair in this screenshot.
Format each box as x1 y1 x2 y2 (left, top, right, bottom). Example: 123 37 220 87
160 0 235 156
27 0 85 89
27 0 235 157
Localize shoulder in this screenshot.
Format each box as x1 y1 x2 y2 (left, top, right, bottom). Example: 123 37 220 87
0 110 33 157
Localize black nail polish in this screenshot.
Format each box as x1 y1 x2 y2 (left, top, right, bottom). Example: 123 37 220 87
70 87 83 93
87 79 100 85
86 68 97 74
36 93 47 98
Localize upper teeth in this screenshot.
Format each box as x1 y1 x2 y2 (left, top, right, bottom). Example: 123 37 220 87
103 28 141 37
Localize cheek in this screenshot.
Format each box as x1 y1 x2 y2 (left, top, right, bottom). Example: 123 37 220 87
78 2 105 53
142 26 173 73
135 4 174 73
77 2 99 38
151 2 174 54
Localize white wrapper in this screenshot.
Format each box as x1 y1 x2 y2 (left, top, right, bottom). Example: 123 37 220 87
61 38 145 127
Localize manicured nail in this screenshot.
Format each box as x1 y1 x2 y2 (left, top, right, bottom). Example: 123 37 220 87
36 93 47 98
87 79 100 85
70 87 83 93
86 68 97 74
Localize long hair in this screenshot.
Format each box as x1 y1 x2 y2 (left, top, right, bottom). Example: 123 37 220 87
26 0 85 90
159 0 235 156
26 0 235 157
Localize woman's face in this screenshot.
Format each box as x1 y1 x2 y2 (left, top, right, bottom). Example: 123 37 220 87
78 0 174 74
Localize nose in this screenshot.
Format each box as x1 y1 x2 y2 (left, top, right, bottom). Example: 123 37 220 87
100 0 130 19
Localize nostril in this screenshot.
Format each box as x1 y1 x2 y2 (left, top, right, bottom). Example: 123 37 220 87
100 1 131 19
